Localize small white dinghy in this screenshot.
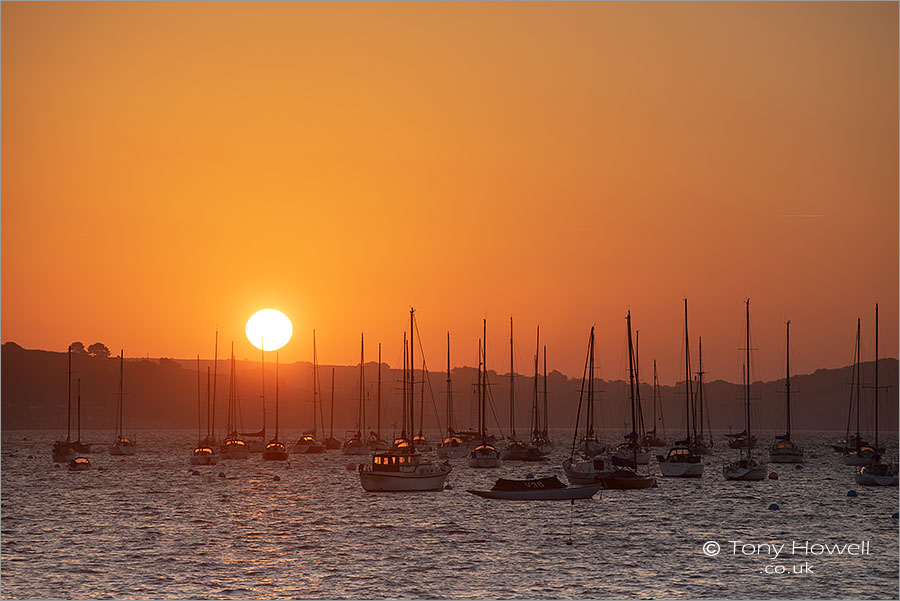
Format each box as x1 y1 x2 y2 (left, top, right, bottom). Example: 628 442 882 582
467 476 603 500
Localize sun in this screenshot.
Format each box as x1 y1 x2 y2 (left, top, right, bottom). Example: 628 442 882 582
246 309 293 351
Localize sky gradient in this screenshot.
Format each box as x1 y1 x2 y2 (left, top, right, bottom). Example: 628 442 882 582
2 2 897 385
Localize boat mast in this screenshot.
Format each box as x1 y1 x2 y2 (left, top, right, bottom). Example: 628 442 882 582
359 333 365 438
635 330 645 444
684 298 693 445
402 332 408 440
626 311 637 463
785 321 791 441
509 317 515 439
587 326 595 438
410 309 415 443
377 342 382 442
117 350 124 438
874 304 879 453
212 329 218 443
228 342 235 437
446 333 453 435
196 355 201 444
745 299 751 447
532 326 540 439
478 338 484 443
67 347 72 442
206 367 211 440
855 318 861 447
261 338 266 441
542 345 548 438
275 352 279 440
313 330 319 438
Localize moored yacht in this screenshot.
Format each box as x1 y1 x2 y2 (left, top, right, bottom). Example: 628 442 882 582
467 324 501 468
769 321 804 463
109 351 137 456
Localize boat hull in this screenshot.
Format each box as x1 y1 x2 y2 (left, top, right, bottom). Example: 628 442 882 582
467 484 603 500
723 464 767 480
562 457 612 484
659 461 704 478
359 468 451 492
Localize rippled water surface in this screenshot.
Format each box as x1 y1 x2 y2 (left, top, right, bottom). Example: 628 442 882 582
2 430 898 599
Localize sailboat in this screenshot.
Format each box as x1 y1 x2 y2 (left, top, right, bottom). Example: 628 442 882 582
643 361 667 448
855 304 897 485
603 311 656 489
769 321 804 463
323 368 342 449
528 328 551 456
109 350 137 456
657 299 703 478
359 308 451 491
501 318 532 461
438 333 468 459
52 347 77 463
293 330 326 454
222 343 249 459
612 330 650 465
70 374 91 454
832 322 869 453
843 317 879 466
563 327 612 484
658 299 703 477
343 334 370 455
468 319 502 468
262 347 289 461
723 300 767 481
191 359 218 465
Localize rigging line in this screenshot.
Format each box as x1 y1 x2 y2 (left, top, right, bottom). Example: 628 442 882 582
570 328 593 458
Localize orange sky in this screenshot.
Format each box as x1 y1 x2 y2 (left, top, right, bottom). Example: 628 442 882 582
2 2 897 385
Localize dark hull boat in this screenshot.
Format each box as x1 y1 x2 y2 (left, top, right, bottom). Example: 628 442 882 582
468 476 602 500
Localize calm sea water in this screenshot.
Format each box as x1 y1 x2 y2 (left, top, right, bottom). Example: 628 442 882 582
2 430 897 600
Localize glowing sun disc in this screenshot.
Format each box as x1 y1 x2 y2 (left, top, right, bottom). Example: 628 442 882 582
246 309 293 351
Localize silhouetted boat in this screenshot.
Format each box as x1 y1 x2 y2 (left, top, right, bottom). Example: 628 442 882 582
659 299 703 477
855 304 896 486
529 335 552 454
109 350 137 456
222 343 248 459
323 368 341 450
468 320 501 468
294 331 327 454
343 334 370 456
723 300 766 481
438 333 468 459
68 457 91 471
52 347 77 463
769 321 804 463
467 476 602 500
191 359 218 465
501 318 533 461
563 327 611 484
603 311 655 489
262 350 288 461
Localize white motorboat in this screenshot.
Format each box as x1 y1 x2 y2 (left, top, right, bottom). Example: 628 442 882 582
359 447 451 492
468 476 602 500
657 447 704 478
563 454 612 485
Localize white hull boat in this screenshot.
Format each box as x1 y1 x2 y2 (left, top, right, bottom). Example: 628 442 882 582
359 449 451 492
467 443 501 468
657 447 704 478
563 456 612 485
723 459 767 481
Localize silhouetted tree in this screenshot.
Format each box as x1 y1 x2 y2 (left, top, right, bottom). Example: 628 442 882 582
69 341 86 354
87 342 111 358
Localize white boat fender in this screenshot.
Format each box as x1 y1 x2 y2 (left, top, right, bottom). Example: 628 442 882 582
847 490 858 497
768 503 779 510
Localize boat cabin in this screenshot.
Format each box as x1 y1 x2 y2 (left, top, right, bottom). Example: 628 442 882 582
442 436 464 447
193 446 215 456
660 447 700 463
